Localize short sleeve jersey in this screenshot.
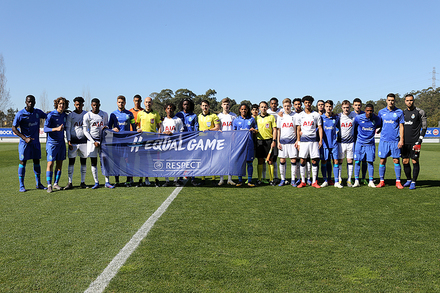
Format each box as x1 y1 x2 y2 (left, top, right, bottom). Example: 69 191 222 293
66 110 87 144
13 108 47 142
256 114 277 140
136 110 161 133
353 113 382 145
296 111 322 142
404 107 427 144
161 116 184 134
109 109 135 131
276 112 297 144
378 107 404 142
338 112 356 143
129 107 143 131
83 110 109 141
233 116 257 131
218 112 237 131
44 110 67 145
321 114 340 149
176 111 199 132
198 113 220 131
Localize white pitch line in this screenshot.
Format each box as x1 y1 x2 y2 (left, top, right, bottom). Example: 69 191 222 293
85 185 184 293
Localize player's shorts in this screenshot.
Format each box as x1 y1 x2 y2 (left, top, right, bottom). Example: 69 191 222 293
18 140 41 161
401 143 420 159
354 142 375 162
299 141 320 159
256 139 275 159
338 142 354 160
46 142 66 162
68 143 87 159
278 143 298 159
378 140 401 159
320 146 339 161
87 140 100 158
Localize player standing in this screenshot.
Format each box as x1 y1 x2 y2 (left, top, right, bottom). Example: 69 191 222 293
352 104 382 188
276 98 298 187
217 98 237 186
108 95 137 187
136 96 162 187
256 101 277 185
320 100 342 188
233 103 258 187
351 98 368 185
402 94 427 190
295 95 322 188
337 100 356 187
83 98 114 189
376 93 405 189
64 97 88 190
198 100 221 186
129 94 144 187
160 102 184 187
176 98 199 186
12 95 47 192
44 97 69 193
267 98 280 184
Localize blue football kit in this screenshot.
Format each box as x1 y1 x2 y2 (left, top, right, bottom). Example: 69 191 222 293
44 110 68 162
233 116 258 183
109 109 136 131
176 111 199 132
320 114 341 183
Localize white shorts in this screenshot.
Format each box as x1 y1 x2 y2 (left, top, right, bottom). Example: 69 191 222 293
68 143 88 159
338 142 354 160
299 141 320 159
87 140 100 158
278 143 298 159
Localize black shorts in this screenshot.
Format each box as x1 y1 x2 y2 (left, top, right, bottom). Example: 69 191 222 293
401 144 420 159
256 139 277 159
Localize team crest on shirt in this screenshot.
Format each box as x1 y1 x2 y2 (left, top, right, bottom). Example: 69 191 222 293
207 122 211 127
189 117 192 121
150 119 155 124
332 120 335 124
265 123 269 128
36 114 39 119
48 155 53 161
247 121 251 125
126 115 130 120
393 113 397 117
411 114 415 119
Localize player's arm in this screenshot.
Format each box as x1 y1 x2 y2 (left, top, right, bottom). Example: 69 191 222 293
413 109 427 152
43 113 63 132
277 128 282 150
65 114 74 149
295 124 301 149
130 114 137 132
318 125 323 148
108 113 119 132
211 116 220 131
398 122 404 148
271 126 277 149
82 114 95 144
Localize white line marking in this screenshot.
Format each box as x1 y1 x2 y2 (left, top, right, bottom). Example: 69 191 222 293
84 185 184 293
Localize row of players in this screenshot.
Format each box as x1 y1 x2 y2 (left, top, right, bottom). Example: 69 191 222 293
12 93 426 192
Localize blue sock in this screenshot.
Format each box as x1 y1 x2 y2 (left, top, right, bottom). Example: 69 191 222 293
354 161 360 179
18 164 25 188
379 164 386 181
368 162 374 181
361 161 367 180
333 164 339 183
238 176 243 183
247 161 253 181
394 163 401 181
321 163 327 181
55 170 62 184
46 171 53 186
33 164 41 185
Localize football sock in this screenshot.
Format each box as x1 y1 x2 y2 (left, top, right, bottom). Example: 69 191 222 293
228 175 233 182
279 162 286 180
33 163 41 185
300 164 306 182
55 170 61 184
165 177 170 182
412 162 420 182
238 176 243 183
268 164 274 181
258 164 263 180
379 164 386 181
262 163 266 179
91 165 99 183
105 176 110 183
306 160 311 180
46 171 53 186
296 162 300 179
312 163 318 183
339 165 342 182
80 165 87 183
354 161 361 179
403 163 411 180
327 161 332 180
394 163 401 181
347 163 353 181
18 164 25 188
333 164 339 183
219 175 224 182
115 176 120 183
68 165 74 183
246 162 253 182
368 162 374 181
212 176 216 181
321 163 327 181
291 162 296 182
273 161 278 178
361 160 367 180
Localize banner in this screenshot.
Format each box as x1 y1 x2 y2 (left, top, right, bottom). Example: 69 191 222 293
0 128 46 138
425 127 440 138
100 130 253 177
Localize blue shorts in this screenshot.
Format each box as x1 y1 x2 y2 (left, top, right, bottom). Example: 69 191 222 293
354 142 376 162
320 146 339 161
18 140 41 161
378 141 401 159
46 142 66 162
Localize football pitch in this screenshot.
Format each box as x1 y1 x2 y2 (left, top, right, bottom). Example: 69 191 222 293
1 142 440 292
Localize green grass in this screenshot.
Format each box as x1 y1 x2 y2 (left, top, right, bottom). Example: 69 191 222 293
1 143 440 292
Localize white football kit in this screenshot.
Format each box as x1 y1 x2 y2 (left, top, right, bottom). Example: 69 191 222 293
218 112 237 131
83 110 109 158
66 110 87 159
277 112 298 158
296 111 321 159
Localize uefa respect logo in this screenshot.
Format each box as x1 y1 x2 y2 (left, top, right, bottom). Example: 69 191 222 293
152 159 202 171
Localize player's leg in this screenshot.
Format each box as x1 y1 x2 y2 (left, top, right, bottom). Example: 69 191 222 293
320 147 328 186
278 157 287 186
352 142 363 187
65 144 77 189
290 148 298 187
46 159 54 193
18 159 27 192
297 142 309 187
90 157 99 188
365 144 376 188
410 158 420 189
377 141 388 187
53 160 63 190
402 157 411 187
79 157 87 188
391 142 403 189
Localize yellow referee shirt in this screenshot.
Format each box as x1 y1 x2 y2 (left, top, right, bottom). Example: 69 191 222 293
136 110 161 132
256 114 277 140
198 112 220 131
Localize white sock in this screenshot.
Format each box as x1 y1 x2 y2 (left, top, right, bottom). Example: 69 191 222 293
228 175 233 181
80 165 87 183
68 165 74 183
300 165 306 182
348 164 353 181
312 164 318 183
280 162 286 180
338 166 342 182
219 175 224 182
306 161 311 180
105 176 109 183
165 177 170 182
296 163 300 179
91 166 98 183
291 163 296 182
